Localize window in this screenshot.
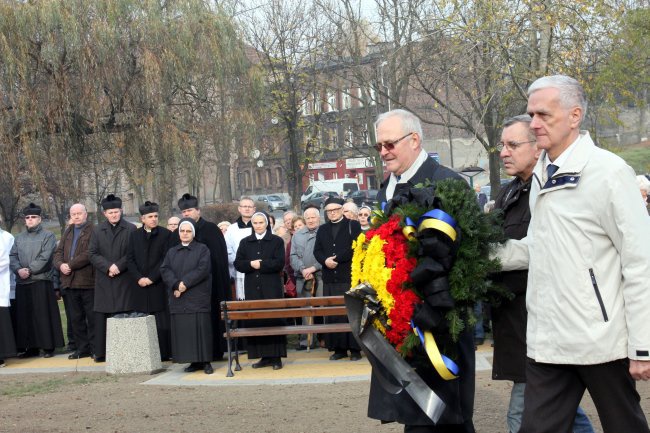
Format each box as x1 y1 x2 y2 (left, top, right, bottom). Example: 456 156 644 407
342 88 351 110
327 89 337 112
329 126 338 149
367 86 376 106
275 167 283 186
255 170 263 188
346 127 354 148
244 171 251 189
266 169 272 186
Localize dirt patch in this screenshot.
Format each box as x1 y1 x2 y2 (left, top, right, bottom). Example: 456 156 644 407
1 371 649 432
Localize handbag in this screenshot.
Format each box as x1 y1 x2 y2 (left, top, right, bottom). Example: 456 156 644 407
284 277 297 298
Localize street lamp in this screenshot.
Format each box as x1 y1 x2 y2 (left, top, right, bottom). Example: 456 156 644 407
458 166 485 188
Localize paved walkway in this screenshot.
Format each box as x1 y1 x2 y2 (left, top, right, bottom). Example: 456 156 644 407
0 344 494 387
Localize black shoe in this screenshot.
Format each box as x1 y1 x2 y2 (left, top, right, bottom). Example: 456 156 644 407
68 351 92 360
0 359 5 368
43 350 54 358
252 358 273 369
295 345 308 351
17 349 39 359
65 344 77 353
93 356 105 363
272 361 283 370
329 352 347 361
184 363 202 373
203 363 214 375
350 352 362 361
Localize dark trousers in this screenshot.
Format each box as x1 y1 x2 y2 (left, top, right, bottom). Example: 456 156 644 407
67 289 95 355
520 357 650 433
61 290 76 347
94 312 108 358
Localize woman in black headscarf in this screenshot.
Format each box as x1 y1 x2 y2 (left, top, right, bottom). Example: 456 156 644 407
161 218 214 374
234 212 287 370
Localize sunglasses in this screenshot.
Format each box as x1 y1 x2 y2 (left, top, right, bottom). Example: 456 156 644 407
373 132 413 152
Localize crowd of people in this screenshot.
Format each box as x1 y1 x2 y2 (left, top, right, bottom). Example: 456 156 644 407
1 74 649 433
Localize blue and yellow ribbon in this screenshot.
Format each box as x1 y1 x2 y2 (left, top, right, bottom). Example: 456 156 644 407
412 320 459 381
402 208 459 242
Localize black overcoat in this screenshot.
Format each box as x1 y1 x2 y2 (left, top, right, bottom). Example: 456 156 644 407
490 177 530 383
127 226 172 313
89 218 137 313
234 231 285 300
313 218 362 285
368 156 477 430
160 241 212 314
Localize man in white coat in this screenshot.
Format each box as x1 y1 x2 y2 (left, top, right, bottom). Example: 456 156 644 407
497 75 650 433
224 197 255 300
0 220 17 366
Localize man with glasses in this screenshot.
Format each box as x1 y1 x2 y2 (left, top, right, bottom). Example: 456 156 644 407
225 197 256 300
166 216 180 232
491 115 593 433
314 197 362 361
369 109 475 432
10 203 63 358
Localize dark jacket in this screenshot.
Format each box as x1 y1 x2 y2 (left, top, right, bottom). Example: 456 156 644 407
9 225 57 284
369 156 476 430
234 231 285 300
161 241 212 314
89 218 137 313
127 226 172 313
490 176 531 383
313 218 362 285
53 223 95 289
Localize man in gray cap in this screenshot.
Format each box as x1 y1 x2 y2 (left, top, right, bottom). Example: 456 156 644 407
127 201 173 360
10 203 64 358
314 196 362 361
88 194 136 362
177 193 231 361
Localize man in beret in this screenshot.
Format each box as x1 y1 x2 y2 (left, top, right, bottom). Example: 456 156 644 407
126 201 172 360
53 203 95 359
176 193 231 361
10 203 64 358
313 196 362 361
88 194 137 362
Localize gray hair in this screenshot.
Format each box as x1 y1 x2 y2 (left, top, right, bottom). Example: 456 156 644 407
503 114 536 142
342 202 359 215
528 75 588 123
374 109 424 142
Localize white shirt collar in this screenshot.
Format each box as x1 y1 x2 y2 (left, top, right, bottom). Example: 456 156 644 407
385 149 429 201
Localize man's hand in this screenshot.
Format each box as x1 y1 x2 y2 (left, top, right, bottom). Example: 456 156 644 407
17 268 30 279
302 266 316 280
325 256 338 269
60 263 72 275
54 289 62 301
178 282 187 293
251 260 262 270
630 359 650 381
138 277 153 287
108 264 120 277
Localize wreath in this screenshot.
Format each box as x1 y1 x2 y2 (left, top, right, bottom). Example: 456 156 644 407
350 179 507 358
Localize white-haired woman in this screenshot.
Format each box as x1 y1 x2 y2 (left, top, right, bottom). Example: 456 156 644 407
234 212 287 370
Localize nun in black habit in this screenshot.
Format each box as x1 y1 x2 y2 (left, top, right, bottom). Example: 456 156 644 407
161 218 214 375
234 212 287 370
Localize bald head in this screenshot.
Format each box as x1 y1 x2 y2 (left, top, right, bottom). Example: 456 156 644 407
69 203 88 226
167 216 180 231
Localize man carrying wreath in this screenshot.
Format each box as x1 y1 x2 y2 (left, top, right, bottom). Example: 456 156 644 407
368 109 477 432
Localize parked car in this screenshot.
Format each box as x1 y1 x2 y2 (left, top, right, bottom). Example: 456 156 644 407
301 191 339 210
257 194 288 212
349 189 378 207
480 179 513 200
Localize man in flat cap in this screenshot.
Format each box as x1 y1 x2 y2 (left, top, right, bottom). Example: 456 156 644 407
53 203 95 359
177 193 231 360
88 194 136 362
10 203 64 358
314 196 362 361
126 201 173 360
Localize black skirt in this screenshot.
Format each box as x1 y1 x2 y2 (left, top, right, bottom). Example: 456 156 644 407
0 307 16 358
170 312 213 363
15 281 65 351
323 282 359 351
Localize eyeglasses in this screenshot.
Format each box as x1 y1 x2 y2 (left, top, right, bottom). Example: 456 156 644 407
325 207 343 213
25 215 40 219
496 140 536 152
373 132 413 152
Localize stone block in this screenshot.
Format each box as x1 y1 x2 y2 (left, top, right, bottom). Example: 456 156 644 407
106 315 163 375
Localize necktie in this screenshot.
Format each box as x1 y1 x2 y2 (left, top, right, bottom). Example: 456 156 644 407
547 164 559 179
396 175 401 183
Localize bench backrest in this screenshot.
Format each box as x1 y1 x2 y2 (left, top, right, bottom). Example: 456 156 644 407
221 296 347 321
222 295 345 311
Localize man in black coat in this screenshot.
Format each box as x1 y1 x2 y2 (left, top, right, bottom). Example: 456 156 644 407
491 115 593 433
370 109 476 432
314 196 362 361
88 194 137 362
127 201 173 360
177 193 230 361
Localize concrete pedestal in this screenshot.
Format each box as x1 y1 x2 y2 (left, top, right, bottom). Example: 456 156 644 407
106 315 163 375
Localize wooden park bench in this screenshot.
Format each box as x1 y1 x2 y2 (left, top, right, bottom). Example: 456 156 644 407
220 296 351 377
